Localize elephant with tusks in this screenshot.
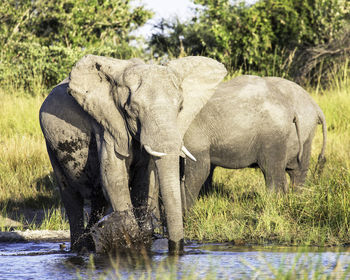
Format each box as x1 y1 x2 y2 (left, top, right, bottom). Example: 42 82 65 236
39 55 227 254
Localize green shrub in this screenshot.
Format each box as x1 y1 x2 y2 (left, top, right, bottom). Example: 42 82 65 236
0 42 143 95
149 0 349 82
0 0 153 95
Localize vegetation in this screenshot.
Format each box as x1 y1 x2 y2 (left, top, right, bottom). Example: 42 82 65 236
0 0 152 48
1 2 350 280
150 0 349 84
0 0 153 93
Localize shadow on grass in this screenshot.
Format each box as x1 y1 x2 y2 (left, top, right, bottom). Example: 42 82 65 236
199 180 261 203
0 173 63 229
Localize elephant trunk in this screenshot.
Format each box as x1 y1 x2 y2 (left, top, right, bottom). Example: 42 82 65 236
155 155 184 254
140 107 184 254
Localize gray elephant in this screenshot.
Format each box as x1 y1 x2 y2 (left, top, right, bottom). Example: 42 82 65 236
40 55 227 254
40 78 108 252
181 75 327 211
39 64 157 251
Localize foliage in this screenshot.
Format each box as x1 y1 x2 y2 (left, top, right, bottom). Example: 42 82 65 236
0 42 141 95
0 0 153 94
0 0 152 48
149 0 349 78
291 26 350 86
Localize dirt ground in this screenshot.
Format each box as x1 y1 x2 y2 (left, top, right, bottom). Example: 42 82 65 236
0 208 70 242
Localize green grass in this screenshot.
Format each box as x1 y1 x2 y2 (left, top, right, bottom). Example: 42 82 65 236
0 87 61 218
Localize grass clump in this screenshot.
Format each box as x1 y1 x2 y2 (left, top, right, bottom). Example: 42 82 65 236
36 207 69 230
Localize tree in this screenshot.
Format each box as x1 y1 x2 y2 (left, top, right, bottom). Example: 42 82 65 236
0 0 153 93
0 0 153 48
149 0 349 78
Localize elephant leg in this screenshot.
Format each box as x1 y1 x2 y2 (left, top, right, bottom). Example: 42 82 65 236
61 188 85 251
129 151 155 234
261 165 288 193
183 151 211 213
85 184 109 231
86 184 109 229
145 159 161 232
46 145 85 251
77 185 109 252
287 137 313 188
259 143 288 193
99 133 140 238
199 165 215 197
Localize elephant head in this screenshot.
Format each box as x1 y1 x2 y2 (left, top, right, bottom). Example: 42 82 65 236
68 54 227 254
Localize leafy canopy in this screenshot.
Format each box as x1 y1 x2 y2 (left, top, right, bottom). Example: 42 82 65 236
0 0 153 48
149 0 349 77
0 0 153 93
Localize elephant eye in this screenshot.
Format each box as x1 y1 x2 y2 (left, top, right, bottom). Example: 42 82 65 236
178 100 184 113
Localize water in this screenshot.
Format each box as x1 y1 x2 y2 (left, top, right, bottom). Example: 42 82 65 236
0 240 349 279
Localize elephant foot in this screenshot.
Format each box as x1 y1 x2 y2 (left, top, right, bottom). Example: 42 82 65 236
91 211 152 254
71 233 96 254
168 239 184 255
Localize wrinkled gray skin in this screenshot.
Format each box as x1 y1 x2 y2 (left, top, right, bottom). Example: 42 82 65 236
181 75 327 211
39 77 154 252
40 55 227 254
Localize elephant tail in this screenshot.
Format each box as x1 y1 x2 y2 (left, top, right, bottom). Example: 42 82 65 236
315 110 327 174
293 114 303 165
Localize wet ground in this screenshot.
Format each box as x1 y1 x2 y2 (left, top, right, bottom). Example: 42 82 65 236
0 240 350 279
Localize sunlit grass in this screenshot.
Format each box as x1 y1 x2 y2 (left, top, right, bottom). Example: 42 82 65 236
36 207 69 230
0 88 60 211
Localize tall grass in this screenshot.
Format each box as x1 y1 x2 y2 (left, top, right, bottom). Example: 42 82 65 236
0 87 60 210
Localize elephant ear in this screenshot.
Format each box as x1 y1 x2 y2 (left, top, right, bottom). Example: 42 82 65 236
167 56 227 137
68 54 136 157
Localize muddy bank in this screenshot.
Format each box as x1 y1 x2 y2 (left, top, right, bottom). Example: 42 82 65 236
0 230 69 242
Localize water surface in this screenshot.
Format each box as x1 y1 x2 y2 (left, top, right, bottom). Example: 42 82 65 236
0 240 349 279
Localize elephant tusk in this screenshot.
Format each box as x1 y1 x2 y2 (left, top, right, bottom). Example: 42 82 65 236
144 145 167 157
96 213 113 227
182 146 197 162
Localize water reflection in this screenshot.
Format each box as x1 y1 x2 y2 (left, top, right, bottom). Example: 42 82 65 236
0 241 349 279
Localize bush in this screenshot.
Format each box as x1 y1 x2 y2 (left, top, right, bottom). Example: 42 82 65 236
149 0 350 82
0 0 153 95
0 42 144 95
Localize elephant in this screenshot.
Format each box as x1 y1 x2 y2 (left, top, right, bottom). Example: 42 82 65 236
40 55 227 254
39 65 158 251
180 75 327 211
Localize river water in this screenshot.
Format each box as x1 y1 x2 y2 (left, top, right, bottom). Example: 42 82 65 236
0 240 349 279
